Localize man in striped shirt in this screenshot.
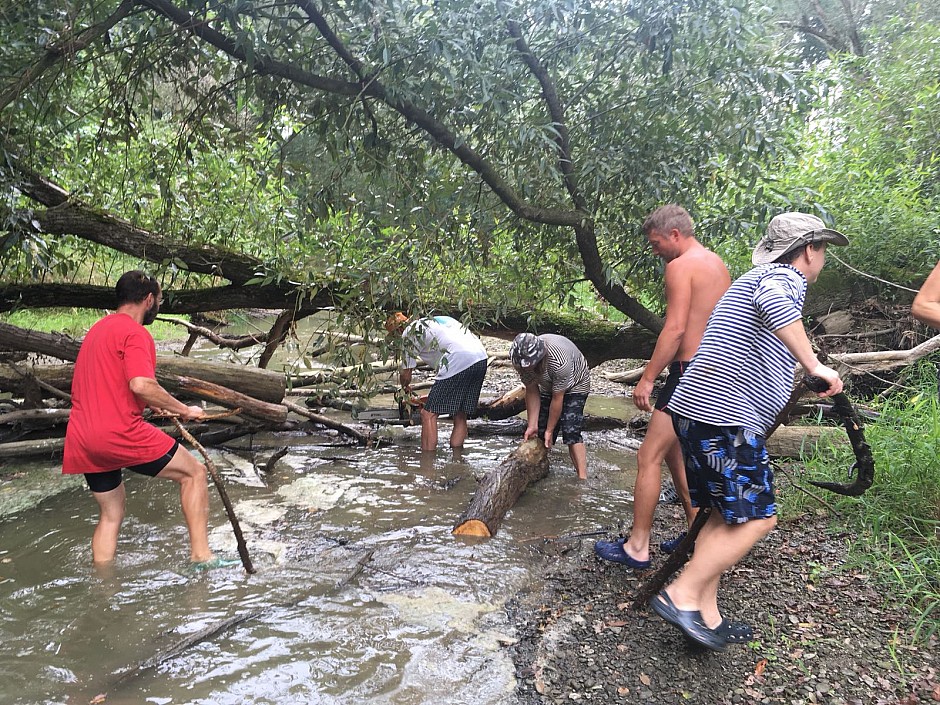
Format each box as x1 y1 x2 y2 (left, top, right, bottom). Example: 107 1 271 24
648 212 848 651
510 332 591 479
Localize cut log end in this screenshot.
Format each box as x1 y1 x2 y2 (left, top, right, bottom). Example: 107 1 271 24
452 519 492 537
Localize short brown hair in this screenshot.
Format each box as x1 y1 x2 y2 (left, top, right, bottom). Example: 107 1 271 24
115 270 159 306
642 204 694 238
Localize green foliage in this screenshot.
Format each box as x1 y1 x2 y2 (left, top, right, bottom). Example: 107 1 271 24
0 308 179 340
790 361 940 640
2 0 813 317
769 18 940 295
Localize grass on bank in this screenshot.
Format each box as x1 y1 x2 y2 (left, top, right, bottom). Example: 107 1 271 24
786 361 940 642
0 308 181 341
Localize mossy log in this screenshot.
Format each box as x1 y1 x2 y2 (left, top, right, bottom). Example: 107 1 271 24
452 439 549 538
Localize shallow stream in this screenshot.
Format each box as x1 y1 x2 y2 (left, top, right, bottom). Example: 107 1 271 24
0 398 643 705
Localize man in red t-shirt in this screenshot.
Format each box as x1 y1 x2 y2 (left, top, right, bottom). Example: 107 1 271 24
63 270 212 565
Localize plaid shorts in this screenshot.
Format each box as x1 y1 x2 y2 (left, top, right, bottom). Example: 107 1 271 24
671 413 776 524
424 359 487 416
538 392 588 445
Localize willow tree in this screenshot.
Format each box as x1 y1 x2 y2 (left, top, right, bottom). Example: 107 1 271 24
1 0 810 342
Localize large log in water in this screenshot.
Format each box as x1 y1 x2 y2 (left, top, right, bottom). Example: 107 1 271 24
452 439 549 538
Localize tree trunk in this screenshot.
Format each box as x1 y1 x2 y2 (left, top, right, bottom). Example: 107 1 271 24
174 377 288 424
766 425 847 458
0 359 285 405
477 385 526 420
452 439 549 538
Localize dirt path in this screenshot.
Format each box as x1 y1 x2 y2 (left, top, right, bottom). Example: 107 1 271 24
506 501 939 704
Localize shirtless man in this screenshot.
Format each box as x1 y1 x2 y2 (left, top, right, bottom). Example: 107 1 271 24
595 204 730 568
912 260 940 329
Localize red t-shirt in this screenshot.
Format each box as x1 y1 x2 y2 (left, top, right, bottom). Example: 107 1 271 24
63 313 175 474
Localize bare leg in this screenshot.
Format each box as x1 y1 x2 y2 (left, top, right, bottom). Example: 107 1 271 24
91 483 126 564
449 411 468 448
664 436 696 524
420 408 439 451
665 512 777 627
625 409 678 561
568 442 587 480
155 445 213 562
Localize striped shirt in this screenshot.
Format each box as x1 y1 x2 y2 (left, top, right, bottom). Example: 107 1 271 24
668 264 807 436
520 334 591 396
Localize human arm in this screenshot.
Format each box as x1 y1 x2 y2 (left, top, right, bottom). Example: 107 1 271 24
129 377 206 421
542 390 565 449
633 260 692 411
523 382 541 441
772 321 842 397
399 367 414 392
912 261 940 329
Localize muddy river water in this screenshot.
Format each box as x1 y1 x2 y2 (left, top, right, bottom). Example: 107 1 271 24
0 396 643 705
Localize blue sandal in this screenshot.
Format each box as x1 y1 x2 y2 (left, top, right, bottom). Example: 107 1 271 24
593 538 651 569
716 618 753 644
649 590 726 652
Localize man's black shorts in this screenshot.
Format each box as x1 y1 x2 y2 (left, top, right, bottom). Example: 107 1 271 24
84 440 180 493
654 360 691 412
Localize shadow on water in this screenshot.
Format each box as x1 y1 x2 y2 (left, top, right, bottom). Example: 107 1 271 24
0 414 643 704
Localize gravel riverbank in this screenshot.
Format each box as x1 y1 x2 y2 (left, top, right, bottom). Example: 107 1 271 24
505 496 939 705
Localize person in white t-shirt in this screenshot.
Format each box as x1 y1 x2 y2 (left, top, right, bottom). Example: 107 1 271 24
386 313 488 450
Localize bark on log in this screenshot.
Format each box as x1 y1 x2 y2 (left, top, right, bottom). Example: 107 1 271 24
766 425 847 458
0 340 286 403
812 310 854 336
175 377 288 424
157 358 284 403
0 436 64 459
452 439 549 538
0 408 70 427
476 385 526 420
601 367 647 384
467 415 628 437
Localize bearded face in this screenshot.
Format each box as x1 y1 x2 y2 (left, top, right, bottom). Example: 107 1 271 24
142 292 161 326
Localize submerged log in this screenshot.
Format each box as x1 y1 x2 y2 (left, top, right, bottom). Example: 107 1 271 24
452 439 549 538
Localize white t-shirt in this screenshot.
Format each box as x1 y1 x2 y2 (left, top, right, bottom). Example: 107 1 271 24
402 316 488 380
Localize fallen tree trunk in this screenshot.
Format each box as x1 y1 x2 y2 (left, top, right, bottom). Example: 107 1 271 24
766 425 848 458
452 439 549 538
468 415 628 437
0 436 64 460
175 377 287 424
476 385 525 420
0 357 285 404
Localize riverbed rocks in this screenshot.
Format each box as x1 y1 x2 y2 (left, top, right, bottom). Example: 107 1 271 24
506 507 939 704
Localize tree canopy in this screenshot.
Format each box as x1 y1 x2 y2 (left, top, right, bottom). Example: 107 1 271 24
1 0 937 341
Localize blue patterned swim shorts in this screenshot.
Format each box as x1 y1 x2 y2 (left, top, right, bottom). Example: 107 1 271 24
670 413 775 524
